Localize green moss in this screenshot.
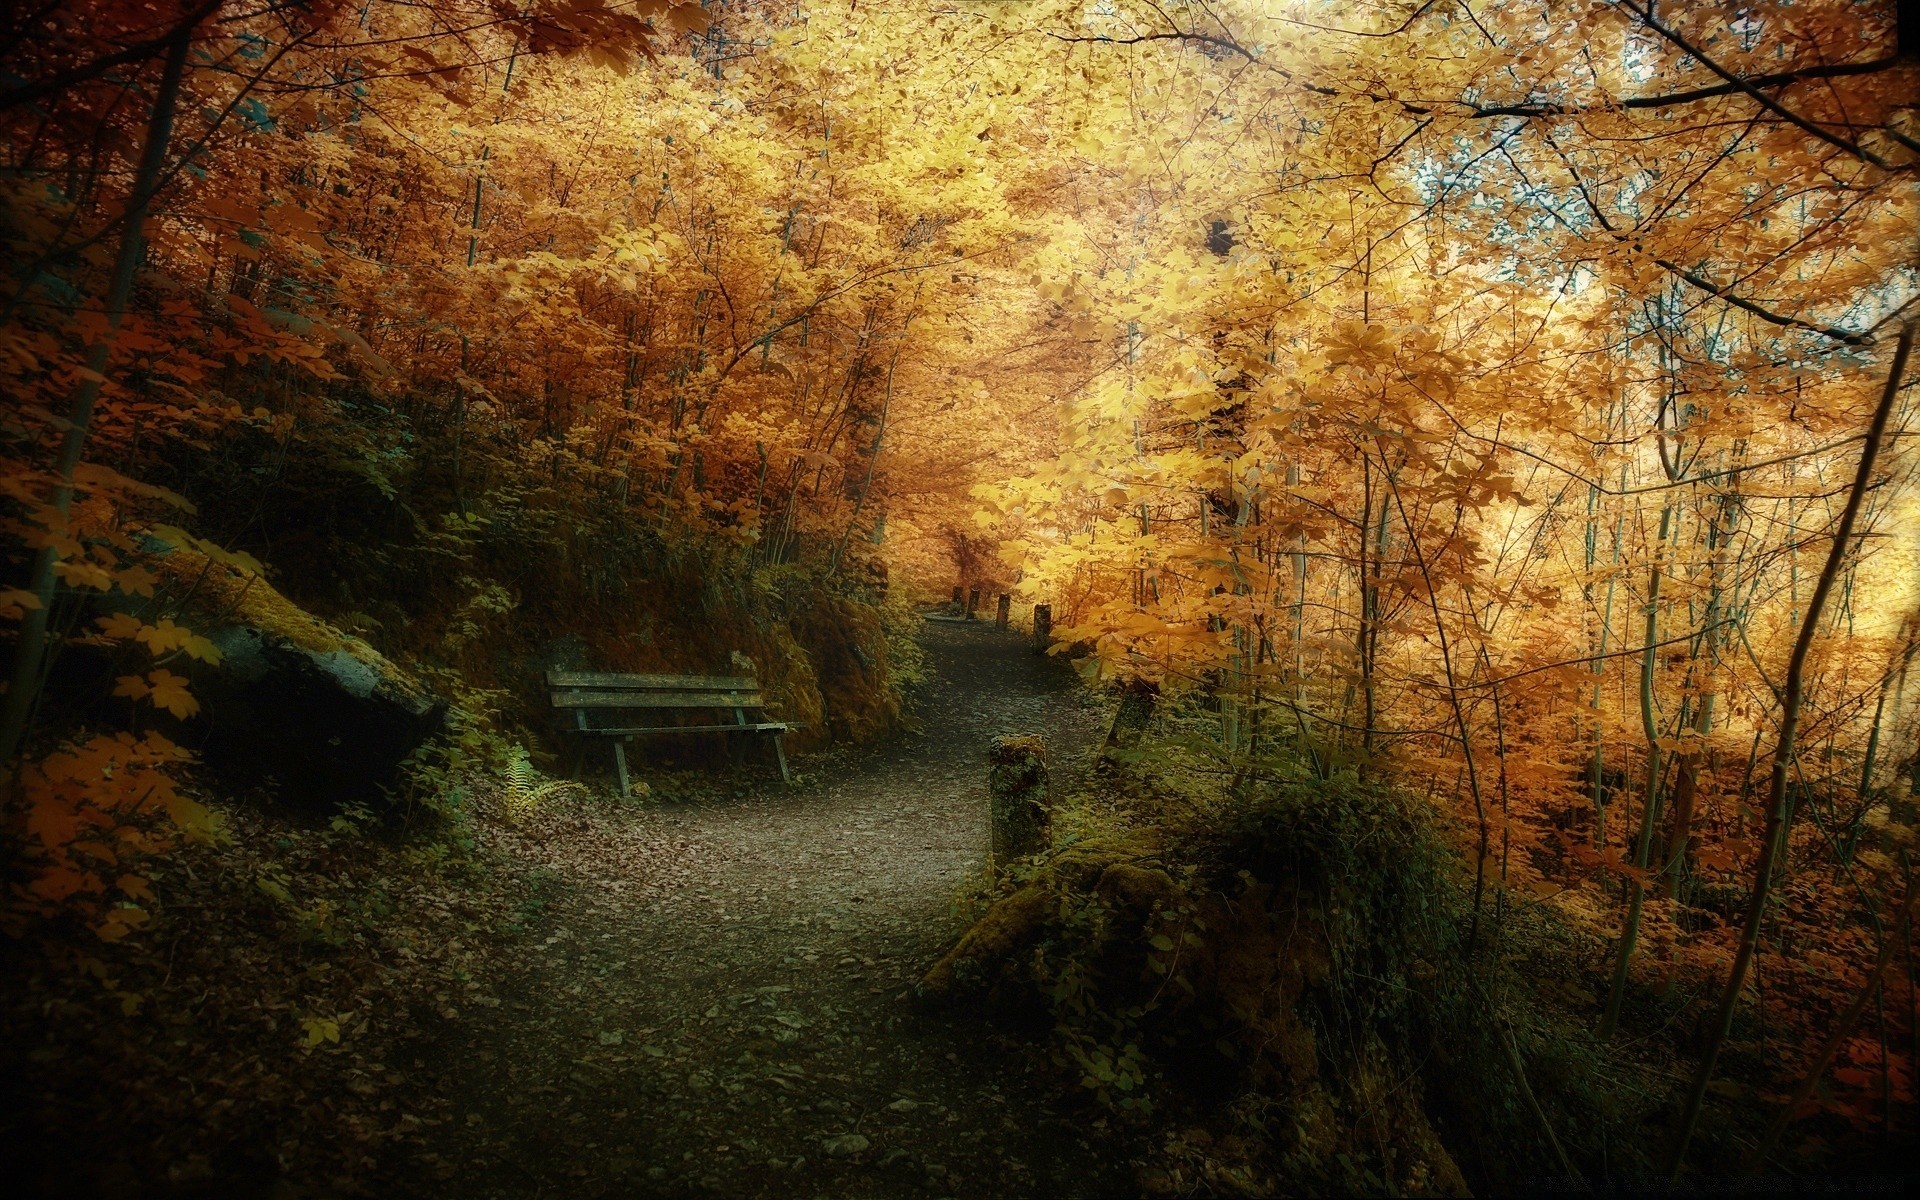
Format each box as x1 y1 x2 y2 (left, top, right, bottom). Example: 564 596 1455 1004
159 545 389 669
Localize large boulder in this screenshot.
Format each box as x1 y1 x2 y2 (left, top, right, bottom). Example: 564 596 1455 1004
194 621 447 809
114 544 447 809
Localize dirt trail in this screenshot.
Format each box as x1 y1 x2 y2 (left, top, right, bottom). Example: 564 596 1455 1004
404 618 1131 1198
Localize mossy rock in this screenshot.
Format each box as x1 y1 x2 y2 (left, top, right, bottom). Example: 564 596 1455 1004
917 833 1161 1002
155 547 449 809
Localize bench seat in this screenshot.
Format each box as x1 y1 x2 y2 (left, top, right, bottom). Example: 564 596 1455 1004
548 670 793 793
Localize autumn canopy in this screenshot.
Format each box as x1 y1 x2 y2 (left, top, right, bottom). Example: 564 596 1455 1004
3 0 1919 1189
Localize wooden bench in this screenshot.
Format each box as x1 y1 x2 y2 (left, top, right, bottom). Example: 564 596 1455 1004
548 671 793 795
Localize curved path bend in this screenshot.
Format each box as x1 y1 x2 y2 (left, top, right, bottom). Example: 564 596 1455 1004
407 619 1129 1199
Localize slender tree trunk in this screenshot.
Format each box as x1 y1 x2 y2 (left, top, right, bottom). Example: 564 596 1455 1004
1385 474 1491 954
1666 319 1915 1176
1364 467 1391 762
832 308 913 573
0 31 192 772
1590 460 1627 867
1344 456 1371 746
1841 649 1909 864
1601 500 1675 1037
1666 477 1743 893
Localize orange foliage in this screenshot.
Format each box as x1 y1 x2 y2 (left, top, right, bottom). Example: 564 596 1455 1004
4 0 1920 1145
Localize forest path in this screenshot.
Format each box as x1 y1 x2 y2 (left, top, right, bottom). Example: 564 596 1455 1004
405 618 1129 1199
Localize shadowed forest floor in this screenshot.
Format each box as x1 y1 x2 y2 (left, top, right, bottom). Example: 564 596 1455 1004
398 618 1130 1198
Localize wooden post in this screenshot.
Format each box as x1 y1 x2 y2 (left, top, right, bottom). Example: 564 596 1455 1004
988 735 1050 864
951 585 963 612
1105 678 1159 751
613 738 632 800
996 593 1011 629
770 730 792 786
1032 603 1051 653
966 589 980 620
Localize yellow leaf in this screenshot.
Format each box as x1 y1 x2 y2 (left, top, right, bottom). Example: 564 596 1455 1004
96 612 145 640
54 559 113 590
113 566 158 597
140 730 191 762
202 543 264 576
302 1016 341 1047
113 674 152 702
94 905 149 942
164 794 221 843
148 524 192 552
136 619 192 655
181 634 223 665
667 3 710 34
0 587 43 615
71 463 195 512
146 670 199 719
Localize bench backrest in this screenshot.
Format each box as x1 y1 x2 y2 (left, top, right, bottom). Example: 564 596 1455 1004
546 671 767 713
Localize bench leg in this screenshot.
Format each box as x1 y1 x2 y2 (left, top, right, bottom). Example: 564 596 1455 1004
771 731 792 786
612 738 632 800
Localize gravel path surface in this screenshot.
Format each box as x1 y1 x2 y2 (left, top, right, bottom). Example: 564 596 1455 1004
403 618 1131 1198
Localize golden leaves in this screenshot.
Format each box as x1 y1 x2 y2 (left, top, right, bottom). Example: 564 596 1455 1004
95 612 143 639
71 462 195 513
301 1015 342 1047
95 906 151 942
1 587 45 619
137 619 191 655
114 670 201 719
95 614 223 665
665 3 711 36
114 565 158 596
53 559 113 590
149 524 264 577
14 731 206 936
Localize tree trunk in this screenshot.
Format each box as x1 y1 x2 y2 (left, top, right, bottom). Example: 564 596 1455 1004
1665 319 1914 1176
1601 500 1675 1038
0 31 192 772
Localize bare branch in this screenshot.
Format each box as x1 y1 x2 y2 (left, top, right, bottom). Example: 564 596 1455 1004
1616 0 1896 168
0 0 225 113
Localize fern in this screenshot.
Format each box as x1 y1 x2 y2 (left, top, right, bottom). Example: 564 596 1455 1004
501 747 582 823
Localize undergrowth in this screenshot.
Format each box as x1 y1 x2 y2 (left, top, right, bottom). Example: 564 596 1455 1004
925 722 1674 1196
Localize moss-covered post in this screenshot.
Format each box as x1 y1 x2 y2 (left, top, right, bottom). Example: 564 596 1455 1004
996 593 1011 629
951 585 963 612
966 588 981 620
1032 603 1051 653
988 735 1050 864
1106 678 1158 751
